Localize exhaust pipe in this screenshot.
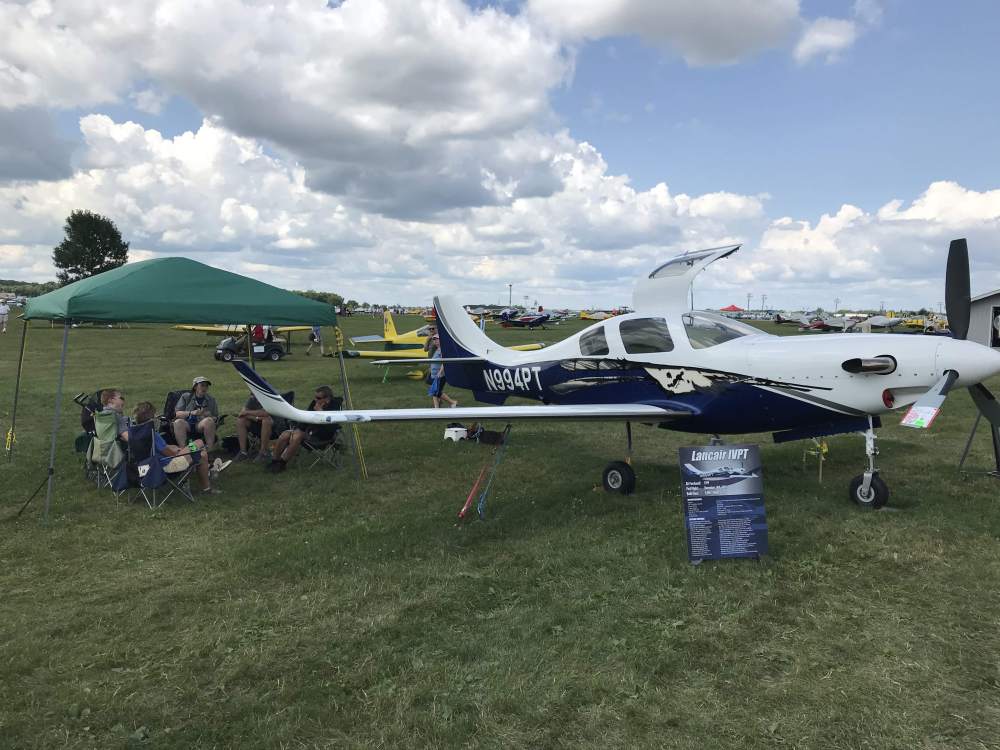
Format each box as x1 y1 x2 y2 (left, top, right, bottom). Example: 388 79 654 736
842 356 897 375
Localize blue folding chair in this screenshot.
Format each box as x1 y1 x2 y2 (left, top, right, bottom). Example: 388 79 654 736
127 420 197 508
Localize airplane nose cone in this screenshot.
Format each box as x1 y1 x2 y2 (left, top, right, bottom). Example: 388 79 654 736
938 339 1000 386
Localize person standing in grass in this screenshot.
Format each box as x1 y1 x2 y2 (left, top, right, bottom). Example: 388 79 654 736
0 299 8 333
427 336 458 408
305 324 324 356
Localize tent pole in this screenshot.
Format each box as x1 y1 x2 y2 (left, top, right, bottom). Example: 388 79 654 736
5 318 28 463
246 324 255 371
335 344 368 480
43 321 71 522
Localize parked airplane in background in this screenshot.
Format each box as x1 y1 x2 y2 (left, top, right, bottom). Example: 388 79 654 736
859 315 905 330
499 310 550 329
774 312 811 326
234 239 1000 510
346 310 543 359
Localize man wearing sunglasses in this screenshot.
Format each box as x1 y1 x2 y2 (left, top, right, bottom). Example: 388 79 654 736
266 385 341 473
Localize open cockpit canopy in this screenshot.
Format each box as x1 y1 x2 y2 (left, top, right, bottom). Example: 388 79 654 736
633 245 740 313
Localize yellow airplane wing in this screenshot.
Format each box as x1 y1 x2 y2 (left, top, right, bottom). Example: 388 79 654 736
344 341 545 359
174 324 313 334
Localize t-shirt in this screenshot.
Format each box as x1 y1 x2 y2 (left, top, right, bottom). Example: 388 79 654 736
176 391 219 418
153 432 179 467
0 303 9 316
301 398 340 441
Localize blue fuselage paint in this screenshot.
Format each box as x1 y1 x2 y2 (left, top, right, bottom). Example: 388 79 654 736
444 357 844 435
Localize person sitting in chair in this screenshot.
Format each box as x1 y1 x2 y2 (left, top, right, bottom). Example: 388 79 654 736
265 385 340 473
99 388 130 442
173 376 219 450
134 401 223 495
234 394 276 462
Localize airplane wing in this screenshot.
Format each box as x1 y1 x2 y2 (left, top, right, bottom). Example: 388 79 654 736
349 334 389 344
232 361 690 424
343 348 426 359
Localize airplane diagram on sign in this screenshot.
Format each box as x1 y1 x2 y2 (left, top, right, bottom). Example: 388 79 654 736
683 463 760 485
233 239 1000 509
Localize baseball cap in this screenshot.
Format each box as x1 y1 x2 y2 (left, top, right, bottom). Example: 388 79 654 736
192 376 212 387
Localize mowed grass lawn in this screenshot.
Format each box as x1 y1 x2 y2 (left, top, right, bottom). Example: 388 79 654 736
2 316 1000 749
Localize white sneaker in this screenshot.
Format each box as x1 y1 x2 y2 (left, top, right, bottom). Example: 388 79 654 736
210 458 232 479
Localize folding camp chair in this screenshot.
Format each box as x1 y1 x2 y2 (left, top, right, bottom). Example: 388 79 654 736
302 428 344 470
301 395 344 470
127 420 197 508
160 388 226 446
86 410 127 497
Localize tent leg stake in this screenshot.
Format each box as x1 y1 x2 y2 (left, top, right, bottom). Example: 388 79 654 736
16 471 51 518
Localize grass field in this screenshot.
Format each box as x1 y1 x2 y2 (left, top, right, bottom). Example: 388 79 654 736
3 316 1000 749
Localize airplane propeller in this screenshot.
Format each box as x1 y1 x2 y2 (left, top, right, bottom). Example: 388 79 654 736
904 238 1000 429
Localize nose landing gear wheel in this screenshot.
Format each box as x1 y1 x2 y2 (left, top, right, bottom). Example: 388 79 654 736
603 461 636 495
849 473 889 510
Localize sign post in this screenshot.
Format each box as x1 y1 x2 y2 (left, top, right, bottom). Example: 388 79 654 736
679 444 768 564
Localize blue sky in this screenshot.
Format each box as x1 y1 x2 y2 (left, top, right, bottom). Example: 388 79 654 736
552 1 1000 223
3 0 1000 310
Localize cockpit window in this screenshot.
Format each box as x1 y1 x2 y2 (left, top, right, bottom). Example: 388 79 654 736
683 311 760 349
620 318 674 354
579 326 609 356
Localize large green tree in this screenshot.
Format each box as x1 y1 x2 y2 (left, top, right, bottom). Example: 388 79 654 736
52 209 129 285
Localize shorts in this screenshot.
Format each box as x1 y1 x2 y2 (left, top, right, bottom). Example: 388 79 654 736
163 455 190 473
428 377 446 398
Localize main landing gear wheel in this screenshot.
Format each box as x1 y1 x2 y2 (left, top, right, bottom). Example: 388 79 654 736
849 473 889 510
602 461 636 495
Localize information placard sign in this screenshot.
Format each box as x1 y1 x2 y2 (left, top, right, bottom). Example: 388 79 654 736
679 444 768 563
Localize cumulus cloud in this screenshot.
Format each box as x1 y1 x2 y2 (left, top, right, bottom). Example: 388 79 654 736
0 0 571 219
793 0 882 65
793 18 858 64
716 181 1000 310
0 115 767 304
527 0 801 65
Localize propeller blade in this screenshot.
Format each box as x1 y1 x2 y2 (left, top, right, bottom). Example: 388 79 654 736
969 382 1000 428
901 370 959 428
945 238 970 340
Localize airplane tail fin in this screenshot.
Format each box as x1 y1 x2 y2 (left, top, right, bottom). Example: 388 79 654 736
231 361 300 421
435 294 516 391
383 310 398 339
683 463 704 476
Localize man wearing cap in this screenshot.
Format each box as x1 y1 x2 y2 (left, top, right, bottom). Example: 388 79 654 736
173 376 220 451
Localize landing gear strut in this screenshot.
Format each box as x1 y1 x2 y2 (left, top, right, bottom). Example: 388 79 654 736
602 422 636 495
849 418 890 509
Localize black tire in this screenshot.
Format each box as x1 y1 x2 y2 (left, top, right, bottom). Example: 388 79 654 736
221 350 234 362
268 350 281 361
848 473 889 510
602 461 636 495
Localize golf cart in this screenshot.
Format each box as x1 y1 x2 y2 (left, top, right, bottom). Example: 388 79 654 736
215 335 286 362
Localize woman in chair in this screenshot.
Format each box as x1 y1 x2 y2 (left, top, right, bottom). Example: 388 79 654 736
133 401 222 495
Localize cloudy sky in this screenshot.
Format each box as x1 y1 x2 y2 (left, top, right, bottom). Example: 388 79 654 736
2 0 999 310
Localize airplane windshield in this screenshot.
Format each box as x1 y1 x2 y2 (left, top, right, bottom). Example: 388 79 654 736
682 312 760 349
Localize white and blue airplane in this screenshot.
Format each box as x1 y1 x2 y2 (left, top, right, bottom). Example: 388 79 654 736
233 239 1000 509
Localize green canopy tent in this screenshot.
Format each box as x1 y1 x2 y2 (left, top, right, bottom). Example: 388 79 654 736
8 257 361 519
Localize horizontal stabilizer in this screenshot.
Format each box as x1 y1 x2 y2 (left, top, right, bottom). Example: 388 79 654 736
233 361 687 424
